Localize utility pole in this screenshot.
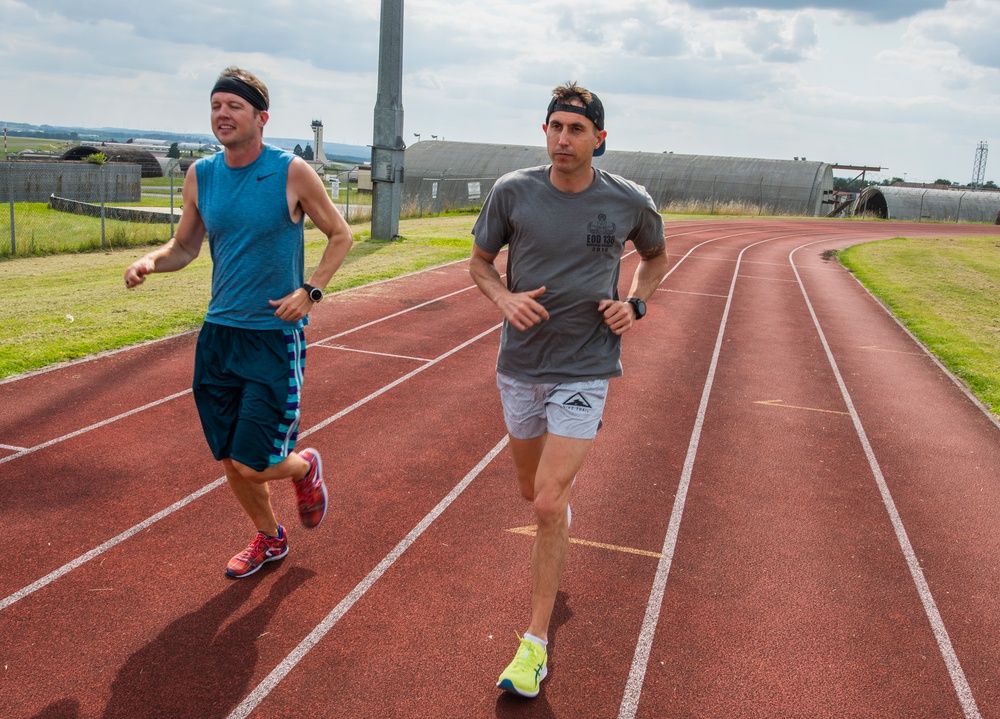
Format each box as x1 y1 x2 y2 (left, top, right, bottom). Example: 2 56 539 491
371 0 404 240
971 141 988 190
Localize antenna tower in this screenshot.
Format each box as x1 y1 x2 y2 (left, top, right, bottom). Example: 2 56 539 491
971 140 988 189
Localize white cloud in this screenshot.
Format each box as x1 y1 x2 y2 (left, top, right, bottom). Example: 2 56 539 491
741 12 819 62
683 0 948 24
910 0 1000 70
1 0 997 183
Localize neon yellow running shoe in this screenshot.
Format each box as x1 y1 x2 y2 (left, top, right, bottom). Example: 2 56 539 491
497 634 548 698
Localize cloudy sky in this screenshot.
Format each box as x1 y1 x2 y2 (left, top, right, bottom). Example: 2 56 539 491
3 0 999 184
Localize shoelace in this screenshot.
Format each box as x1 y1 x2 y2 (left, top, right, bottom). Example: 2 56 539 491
512 642 540 669
237 533 270 560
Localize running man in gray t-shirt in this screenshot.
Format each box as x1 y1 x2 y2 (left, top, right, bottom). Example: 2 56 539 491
470 82 669 698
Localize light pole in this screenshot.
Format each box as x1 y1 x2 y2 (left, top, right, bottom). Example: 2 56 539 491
413 133 420 142
371 0 405 241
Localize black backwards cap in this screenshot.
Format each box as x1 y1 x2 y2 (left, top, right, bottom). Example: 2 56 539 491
545 91 606 156
211 76 269 112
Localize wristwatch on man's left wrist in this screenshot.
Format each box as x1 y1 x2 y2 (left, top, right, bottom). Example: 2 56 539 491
302 283 323 303
627 297 646 320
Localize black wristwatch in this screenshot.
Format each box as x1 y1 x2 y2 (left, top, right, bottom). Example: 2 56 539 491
302 283 323 302
627 297 646 320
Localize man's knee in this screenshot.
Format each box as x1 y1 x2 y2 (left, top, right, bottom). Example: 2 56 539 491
533 490 568 526
226 458 265 484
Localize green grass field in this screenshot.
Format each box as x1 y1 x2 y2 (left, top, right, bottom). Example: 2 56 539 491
0 215 476 377
839 236 1000 415
1 136 75 159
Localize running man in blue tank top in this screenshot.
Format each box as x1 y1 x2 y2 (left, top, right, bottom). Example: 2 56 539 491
471 82 669 698
124 67 353 578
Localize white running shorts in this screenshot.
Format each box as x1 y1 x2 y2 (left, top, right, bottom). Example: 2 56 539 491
496 373 609 440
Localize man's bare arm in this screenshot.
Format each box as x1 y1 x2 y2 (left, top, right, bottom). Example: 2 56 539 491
469 244 549 331
599 240 669 334
269 158 354 322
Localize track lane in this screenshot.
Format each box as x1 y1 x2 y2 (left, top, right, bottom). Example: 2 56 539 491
3 220 1000 719
0 323 511 717
791 235 1000 717
626 226 999 718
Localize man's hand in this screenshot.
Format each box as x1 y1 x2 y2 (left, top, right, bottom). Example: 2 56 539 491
498 286 549 331
269 288 313 322
598 298 636 336
124 258 155 288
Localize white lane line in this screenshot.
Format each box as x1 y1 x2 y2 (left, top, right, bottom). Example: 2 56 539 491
312 282 481 344
618 236 783 719
0 331 198 386
0 477 227 612
0 324 502 613
313 344 433 363
0 444 27 451
659 289 729 298
738 274 798 283
790 240 983 719
617 229 841 718
0 261 481 457
0 258 474 387
0 233 727 463
0 389 192 466
0 283 488 464
226 436 510 719
848 276 1000 433
300 324 500 439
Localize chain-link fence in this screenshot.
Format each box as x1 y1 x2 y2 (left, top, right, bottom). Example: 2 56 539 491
1 161 176 258
402 175 494 217
327 169 372 223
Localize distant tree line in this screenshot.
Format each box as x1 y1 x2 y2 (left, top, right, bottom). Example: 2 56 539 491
293 144 315 161
834 176 997 191
5 129 80 141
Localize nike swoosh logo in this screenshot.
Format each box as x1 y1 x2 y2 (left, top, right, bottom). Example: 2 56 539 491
257 172 277 181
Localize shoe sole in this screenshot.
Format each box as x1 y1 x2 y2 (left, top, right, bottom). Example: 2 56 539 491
496 666 547 698
225 546 288 579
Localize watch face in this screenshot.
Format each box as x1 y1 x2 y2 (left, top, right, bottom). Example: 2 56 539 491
309 288 323 302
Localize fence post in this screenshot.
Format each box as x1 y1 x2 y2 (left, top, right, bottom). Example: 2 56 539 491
6 162 14 254
100 164 107 248
167 160 180 238
170 167 175 237
345 168 353 223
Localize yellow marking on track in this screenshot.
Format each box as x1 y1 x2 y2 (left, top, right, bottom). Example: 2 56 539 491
860 345 926 356
754 399 850 416
506 525 662 559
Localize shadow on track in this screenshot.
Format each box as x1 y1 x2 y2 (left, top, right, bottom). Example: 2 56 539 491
101 565 315 719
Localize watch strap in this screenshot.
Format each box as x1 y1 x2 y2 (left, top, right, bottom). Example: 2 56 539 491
302 283 323 302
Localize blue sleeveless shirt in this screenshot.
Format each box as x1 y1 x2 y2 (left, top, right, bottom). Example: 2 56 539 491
196 144 306 330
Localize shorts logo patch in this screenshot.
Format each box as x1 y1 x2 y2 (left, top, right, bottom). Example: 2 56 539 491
562 392 593 409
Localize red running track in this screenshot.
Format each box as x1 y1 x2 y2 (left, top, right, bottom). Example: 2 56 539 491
2 219 1000 719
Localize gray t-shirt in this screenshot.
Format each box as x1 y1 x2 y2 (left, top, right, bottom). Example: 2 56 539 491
472 165 664 383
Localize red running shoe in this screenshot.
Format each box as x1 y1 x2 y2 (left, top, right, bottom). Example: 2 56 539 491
225 526 288 578
294 448 327 529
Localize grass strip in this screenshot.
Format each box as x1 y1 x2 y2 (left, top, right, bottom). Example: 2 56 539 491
0 215 476 378
839 236 1000 415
